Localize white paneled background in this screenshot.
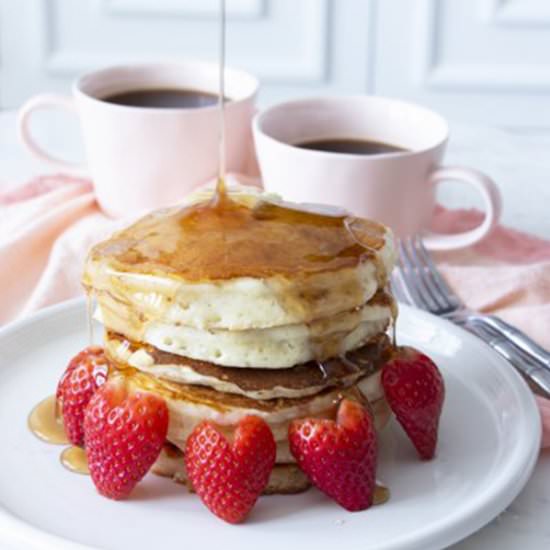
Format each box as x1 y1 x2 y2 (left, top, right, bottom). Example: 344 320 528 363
2 0 550 128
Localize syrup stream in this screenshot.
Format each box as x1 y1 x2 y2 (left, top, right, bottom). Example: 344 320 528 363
217 0 226 191
338 353 362 374
86 292 94 346
316 361 329 380
213 0 227 201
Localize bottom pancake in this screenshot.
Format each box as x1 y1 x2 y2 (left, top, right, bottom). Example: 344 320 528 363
152 397 392 495
152 444 311 495
153 396 391 494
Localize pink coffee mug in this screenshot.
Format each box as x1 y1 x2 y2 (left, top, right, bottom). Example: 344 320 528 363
18 61 258 218
253 96 502 250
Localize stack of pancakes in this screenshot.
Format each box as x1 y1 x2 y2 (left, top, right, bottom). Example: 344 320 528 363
83 187 397 494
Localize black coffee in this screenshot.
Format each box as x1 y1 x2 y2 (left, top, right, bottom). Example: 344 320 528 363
295 138 407 155
102 88 221 109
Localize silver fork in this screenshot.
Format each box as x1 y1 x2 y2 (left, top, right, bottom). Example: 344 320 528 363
392 235 550 395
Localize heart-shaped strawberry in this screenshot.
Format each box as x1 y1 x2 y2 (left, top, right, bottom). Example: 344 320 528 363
56 346 109 446
84 378 169 500
289 399 377 511
381 346 445 460
185 416 276 523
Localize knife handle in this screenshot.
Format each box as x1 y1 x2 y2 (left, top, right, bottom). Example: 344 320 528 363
468 314 550 369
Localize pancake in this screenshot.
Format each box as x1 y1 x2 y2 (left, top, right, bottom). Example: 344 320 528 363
83 187 396 334
82 184 398 496
107 360 391 464
97 290 395 368
105 332 393 400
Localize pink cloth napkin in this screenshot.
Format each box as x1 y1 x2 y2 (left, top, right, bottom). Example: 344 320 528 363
2 175 550 447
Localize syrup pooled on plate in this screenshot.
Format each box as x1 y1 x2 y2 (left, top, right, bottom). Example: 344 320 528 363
28 395 68 445
28 300 100 474
61 446 90 475
373 484 390 505
28 395 91 474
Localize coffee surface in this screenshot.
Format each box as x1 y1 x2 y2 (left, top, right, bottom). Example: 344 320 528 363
102 88 220 109
296 138 407 155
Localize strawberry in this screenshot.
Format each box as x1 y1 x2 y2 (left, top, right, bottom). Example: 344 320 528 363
56 346 109 446
289 399 377 511
381 346 445 460
84 378 168 500
185 416 276 523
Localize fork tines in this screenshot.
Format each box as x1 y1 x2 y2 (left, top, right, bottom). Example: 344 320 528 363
391 236 461 316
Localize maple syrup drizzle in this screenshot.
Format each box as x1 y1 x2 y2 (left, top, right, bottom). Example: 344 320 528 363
344 216 388 287
89 166 387 281
316 361 329 380
86 292 95 346
60 446 90 475
28 395 68 445
28 397 90 474
338 353 362 374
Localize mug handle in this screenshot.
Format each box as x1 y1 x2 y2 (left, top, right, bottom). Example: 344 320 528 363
422 166 502 251
17 93 87 174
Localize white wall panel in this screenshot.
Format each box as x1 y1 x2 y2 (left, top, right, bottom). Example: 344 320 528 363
106 0 266 18
1 0 550 127
485 0 550 26
43 0 326 81
374 0 550 127
0 0 375 107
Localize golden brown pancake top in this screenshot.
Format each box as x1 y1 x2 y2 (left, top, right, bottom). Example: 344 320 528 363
88 193 387 281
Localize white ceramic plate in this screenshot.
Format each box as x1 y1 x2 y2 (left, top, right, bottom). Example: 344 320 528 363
0 299 540 550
